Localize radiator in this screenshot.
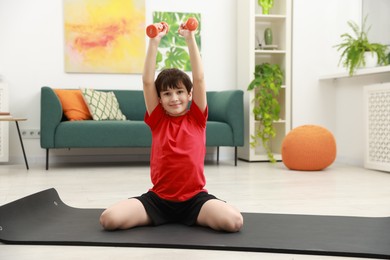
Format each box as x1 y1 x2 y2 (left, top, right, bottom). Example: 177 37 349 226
364 83 390 172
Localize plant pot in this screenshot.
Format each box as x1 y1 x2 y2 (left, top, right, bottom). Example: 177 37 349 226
363 52 378 68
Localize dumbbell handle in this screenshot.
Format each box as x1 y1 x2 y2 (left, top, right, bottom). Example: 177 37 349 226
182 17 198 31
146 22 169 38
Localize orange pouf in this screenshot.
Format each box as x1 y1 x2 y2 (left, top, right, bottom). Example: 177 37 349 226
282 125 337 171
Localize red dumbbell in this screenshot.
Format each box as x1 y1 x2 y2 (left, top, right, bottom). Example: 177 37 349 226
146 21 169 38
182 17 198 31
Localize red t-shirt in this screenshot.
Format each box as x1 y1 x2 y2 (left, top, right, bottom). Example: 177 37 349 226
144 102 208 201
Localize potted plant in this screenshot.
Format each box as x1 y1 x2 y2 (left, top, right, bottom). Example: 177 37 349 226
258 0 274 15
334 16 389 76
248 63 283 162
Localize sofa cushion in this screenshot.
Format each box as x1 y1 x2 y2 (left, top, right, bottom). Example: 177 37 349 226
55 120 151 147
81 88 126 121
54 89 92 121
111 90 147 120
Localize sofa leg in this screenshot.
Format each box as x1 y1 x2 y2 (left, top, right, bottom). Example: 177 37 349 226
217 146 219 165
46 149 49 170
234 146 238 166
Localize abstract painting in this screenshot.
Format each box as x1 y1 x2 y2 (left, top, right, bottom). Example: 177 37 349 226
153 12 201 71
64 0 145 74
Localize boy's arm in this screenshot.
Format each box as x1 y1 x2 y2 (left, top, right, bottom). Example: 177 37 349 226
142 32 166 115
180 28 207 112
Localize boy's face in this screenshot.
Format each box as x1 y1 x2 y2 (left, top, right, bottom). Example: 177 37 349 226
159 83 192 117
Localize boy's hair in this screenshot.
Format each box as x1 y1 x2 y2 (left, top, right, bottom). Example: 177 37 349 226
155 68 192 97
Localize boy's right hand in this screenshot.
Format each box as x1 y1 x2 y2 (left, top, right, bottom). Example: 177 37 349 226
146 22 169 39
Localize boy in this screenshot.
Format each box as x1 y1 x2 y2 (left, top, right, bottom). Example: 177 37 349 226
100 21 243 232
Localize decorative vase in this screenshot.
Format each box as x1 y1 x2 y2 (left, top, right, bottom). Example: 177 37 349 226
261 6 270 15
363 52 378 68
258 0 274 15
264 28 273 45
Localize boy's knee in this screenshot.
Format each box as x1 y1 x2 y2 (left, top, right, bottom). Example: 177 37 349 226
219 211 243 232
100 209 117 230
228 212 244 232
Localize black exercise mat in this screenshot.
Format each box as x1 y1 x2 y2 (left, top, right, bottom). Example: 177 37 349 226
0 189 389 259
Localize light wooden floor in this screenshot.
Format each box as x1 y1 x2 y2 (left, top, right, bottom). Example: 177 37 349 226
1 159 389 260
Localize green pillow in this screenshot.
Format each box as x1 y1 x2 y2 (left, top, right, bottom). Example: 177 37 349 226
81 88 126 121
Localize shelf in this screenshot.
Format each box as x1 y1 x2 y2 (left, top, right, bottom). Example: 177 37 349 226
255 49 286 54
255 120 286 124
255 14 286 22
319 65 390 80
247 153 282 162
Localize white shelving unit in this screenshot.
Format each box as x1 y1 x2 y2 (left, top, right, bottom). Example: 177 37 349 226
237 0 292 161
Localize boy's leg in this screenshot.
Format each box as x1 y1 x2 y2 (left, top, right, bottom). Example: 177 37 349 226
100 198 152 230
196 199 243 232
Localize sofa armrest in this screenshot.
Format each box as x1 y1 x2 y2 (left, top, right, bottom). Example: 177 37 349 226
207 90 244 146
40 86 63 148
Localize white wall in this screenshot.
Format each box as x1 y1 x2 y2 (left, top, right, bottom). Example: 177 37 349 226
363 0 390 46
292 0 363 125
292 0 360 164
0 0 237 165
293 0 390 166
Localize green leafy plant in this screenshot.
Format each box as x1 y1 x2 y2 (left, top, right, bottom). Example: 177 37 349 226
248 63 283 162
334 16 389 76
258 0 274 15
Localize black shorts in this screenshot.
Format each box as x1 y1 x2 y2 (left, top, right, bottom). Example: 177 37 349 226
135 191 218 226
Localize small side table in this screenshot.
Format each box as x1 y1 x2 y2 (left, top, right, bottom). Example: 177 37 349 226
0 117 29 170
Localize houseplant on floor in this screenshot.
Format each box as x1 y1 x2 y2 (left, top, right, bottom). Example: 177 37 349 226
248 63 283 163
334 16 389 76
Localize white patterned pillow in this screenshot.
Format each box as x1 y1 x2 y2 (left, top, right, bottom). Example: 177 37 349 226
81 88 126 121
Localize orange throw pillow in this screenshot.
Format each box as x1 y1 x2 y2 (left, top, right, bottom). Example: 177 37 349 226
54 89 92 121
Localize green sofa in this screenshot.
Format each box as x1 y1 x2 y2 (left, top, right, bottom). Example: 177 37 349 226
40 86 244 169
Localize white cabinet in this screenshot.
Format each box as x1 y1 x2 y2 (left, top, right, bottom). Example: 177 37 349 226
237 0 292 161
